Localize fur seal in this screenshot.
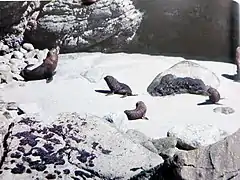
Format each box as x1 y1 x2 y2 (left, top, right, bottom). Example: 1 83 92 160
207 87 221 104
124 101 149 120
20 46 60 83
104 75 138 98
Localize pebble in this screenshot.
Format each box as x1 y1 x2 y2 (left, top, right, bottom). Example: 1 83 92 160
0 64 11 72
0 56 9 64
23 43 34 51
1 44 9 52
25 49 39 59
0 42 3 50
24 58 39 65
37 49 48 61
9 58 23 65
6 102 18 111
19 47 27 54
12 51 24 59
213 107 235 115
3 52 13 60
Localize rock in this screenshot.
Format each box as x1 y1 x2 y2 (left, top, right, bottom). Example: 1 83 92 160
102 112 128 132
0 42 3 50
151 137 177 154
0 114 11 163
25 0 143 53
0 56 9 64
9 60 26 73
80 67 104 83
125 129 158 154
6 102 18 111
24 49 39 59
24 57 39 65
36 49 48 62
147 60 220 96
161 128 240 180
0 44 9 54
19 47 27 54
12 51 24 59
0 64 12 83
213 106 235 115
17 103 42 117
12 73 25 81
167 124 229 150
22 43 34 51
0 112 162 179
0 100 6 111
2 111 12 119
3 52 13 60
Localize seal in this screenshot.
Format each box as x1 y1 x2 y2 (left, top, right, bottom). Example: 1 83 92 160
235 46 240 81
82 0 97 5
20 46 60 83
207 87 220 104
124 101 149 120
104 75 138 98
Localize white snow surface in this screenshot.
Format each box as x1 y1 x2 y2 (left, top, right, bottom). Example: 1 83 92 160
1 52 240 138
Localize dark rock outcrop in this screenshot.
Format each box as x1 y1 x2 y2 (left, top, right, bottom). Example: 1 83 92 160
147 60 220 97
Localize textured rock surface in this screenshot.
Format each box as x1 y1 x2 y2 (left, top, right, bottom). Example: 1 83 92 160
167 124 229 150
0 112 163 179
161 128 240 180
25 0 143 52
213 106 235 115
147 60 220 96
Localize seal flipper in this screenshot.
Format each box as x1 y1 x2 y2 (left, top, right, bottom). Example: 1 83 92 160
142 117 149 120
106 92 114 96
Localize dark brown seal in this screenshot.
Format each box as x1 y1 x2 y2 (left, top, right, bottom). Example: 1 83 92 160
124 101 149 120
104 75 138 98
207 87 220 103
20 46 60 83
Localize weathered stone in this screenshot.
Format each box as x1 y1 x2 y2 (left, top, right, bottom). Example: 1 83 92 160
22 43 34 51
24 49 39 59
36 49 48 62
213 106 235 115
0 113 162 179
167 124 229 150
24 0 143 53
6 102 18 111
125 129 158 154
161 128 240 180
147 61 220 96
151 137 177 154
19 47 27 54
0 64 12 83
12 51 23 59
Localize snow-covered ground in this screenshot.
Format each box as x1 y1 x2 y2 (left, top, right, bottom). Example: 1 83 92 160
1 52 240 138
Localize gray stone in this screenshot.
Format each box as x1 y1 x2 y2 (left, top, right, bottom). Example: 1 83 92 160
3 52 13 60
0 56 9 64
12 51 24 59
125 129 158 154
22 43 35 51
0 64 12 83
36 49 48 61
167 124 229 150
147 60 220 96
213 106 235 115
0 112 163 179
19 47 27 54
24 57 39 65
161 128 240 180
25 0 143 53
24 49 39 59
6 102 18 111
151 137 177 154
2 111 12 119
0 45 9 52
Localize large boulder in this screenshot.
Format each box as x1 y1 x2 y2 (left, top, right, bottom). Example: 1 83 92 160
163 128 240 180
147 60 220 96
24 0 144 52
0 112 162 179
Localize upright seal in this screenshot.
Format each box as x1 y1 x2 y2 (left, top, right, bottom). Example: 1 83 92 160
124 101 149 120
20 46 60 83
104 75 138 98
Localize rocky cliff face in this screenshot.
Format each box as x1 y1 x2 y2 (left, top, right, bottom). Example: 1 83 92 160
0 0 237 62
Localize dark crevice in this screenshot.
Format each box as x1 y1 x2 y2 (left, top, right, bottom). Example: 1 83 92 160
0 122 14 168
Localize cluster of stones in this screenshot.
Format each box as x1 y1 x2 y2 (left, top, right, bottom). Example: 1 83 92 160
0 41 49 84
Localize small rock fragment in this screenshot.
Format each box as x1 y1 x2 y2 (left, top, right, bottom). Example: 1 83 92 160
213 106 235 115
23 43 34 51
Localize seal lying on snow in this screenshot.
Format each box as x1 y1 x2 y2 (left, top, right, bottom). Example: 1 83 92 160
103 75 138 98
124 101 149 120
20 46 60 83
